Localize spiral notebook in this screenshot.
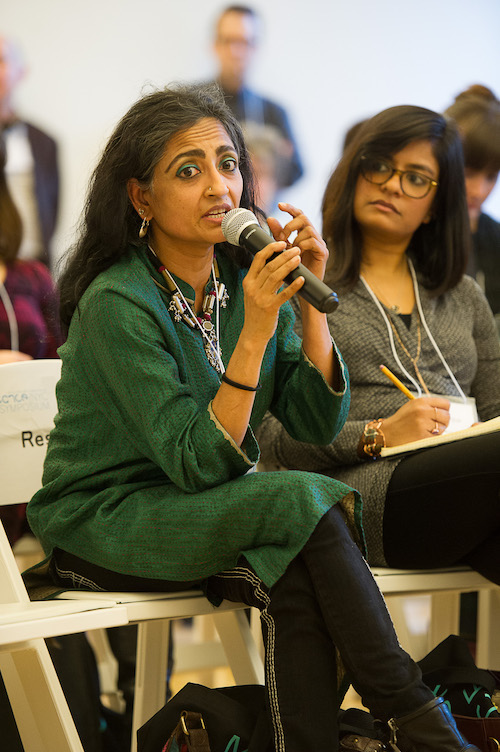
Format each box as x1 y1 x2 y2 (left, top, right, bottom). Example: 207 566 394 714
380 415 500 458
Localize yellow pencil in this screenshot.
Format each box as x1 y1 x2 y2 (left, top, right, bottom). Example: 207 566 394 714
379 364 415 400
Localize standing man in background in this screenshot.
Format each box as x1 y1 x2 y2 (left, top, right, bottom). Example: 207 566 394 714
212 5 304 194
0 35 59 269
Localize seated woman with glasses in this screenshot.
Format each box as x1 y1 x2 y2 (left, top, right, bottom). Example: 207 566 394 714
257 104 500 586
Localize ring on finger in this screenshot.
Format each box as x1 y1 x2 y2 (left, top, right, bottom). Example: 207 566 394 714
431 407 440 435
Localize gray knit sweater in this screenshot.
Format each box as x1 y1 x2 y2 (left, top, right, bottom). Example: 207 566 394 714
256 274 500 566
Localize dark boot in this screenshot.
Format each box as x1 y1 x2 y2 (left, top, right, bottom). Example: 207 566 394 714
387 696 481 752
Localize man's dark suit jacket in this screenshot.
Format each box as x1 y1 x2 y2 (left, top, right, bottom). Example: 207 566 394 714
26 122 59 267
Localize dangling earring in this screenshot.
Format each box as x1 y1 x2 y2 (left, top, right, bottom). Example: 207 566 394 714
138 209 149 238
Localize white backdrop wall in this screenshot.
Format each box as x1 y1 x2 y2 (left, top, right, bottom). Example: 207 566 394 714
3 0 500 266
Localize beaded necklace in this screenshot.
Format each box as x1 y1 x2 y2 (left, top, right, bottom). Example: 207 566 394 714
147 245 228 374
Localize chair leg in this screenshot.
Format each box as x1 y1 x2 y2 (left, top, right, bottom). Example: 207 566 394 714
477 589 500 669
212 609 265 685
0 640 84 752
384 596 416 655
429 592 460 650
130 619 170 752
86 628 124 712
250 607 265 662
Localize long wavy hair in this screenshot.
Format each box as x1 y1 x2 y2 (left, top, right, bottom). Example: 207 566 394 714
322 105 470 295
58 82 259 330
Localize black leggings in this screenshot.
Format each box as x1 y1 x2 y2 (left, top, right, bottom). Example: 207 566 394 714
52 505 432 752
384 431 500 584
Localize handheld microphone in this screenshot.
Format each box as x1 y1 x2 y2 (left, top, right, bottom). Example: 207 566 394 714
221 208 339 314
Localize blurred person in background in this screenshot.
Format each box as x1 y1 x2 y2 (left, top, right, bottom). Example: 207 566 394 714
211 5 303 191
0 34 59 268
242 121 291 214
445 85 500 328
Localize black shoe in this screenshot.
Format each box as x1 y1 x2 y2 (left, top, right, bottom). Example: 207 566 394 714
387 696 481 752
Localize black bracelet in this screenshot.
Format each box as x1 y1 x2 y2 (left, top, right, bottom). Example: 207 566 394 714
221 373 262 392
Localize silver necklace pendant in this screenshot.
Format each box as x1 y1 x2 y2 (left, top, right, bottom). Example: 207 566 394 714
198 318 222 372
160 262 225 373
218 282 229 308
204 331 223 373
199 317 214 335
168 292 186 323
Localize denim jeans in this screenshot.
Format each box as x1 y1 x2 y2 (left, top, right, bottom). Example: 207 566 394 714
207 505 433 752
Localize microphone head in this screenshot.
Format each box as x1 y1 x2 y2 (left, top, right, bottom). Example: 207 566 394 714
221 208 258 246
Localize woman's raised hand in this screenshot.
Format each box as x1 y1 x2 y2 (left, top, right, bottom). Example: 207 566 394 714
241 237 304 344
382 396 451 447
267 202 329 282
241 204 329 343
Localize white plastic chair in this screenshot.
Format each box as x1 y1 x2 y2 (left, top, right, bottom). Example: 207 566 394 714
0 359 264 752
372 566 500 666
258 460 500 669
0 359 129 752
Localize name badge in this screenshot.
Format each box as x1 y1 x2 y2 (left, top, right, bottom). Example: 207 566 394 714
440 395 478 434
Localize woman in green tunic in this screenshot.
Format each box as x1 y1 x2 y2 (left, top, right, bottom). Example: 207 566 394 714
27 83 478 752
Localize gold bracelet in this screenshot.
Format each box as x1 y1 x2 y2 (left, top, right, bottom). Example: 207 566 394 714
357 418 385 460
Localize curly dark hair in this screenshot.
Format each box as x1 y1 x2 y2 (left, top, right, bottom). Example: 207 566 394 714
58 82 259 330
322 105 470 296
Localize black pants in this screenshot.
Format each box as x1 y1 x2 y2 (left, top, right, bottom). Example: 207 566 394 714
53 505 432 752
384 432 500 584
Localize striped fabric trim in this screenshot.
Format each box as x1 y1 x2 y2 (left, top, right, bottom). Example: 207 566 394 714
213 565 285 752
53 563 106 592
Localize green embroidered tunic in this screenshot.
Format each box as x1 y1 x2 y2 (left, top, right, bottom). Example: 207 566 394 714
27 245 362 587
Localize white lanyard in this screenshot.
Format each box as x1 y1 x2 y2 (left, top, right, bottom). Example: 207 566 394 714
360 260 467 402
409 261 466 401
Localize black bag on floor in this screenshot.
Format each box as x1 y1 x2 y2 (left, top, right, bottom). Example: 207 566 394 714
418 634 500 752
137 683 273 752
339 707 387 751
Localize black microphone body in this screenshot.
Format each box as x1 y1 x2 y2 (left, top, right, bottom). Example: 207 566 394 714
221 209 339 314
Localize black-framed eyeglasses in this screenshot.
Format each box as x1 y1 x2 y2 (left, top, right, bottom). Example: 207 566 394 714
360 156 439 199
